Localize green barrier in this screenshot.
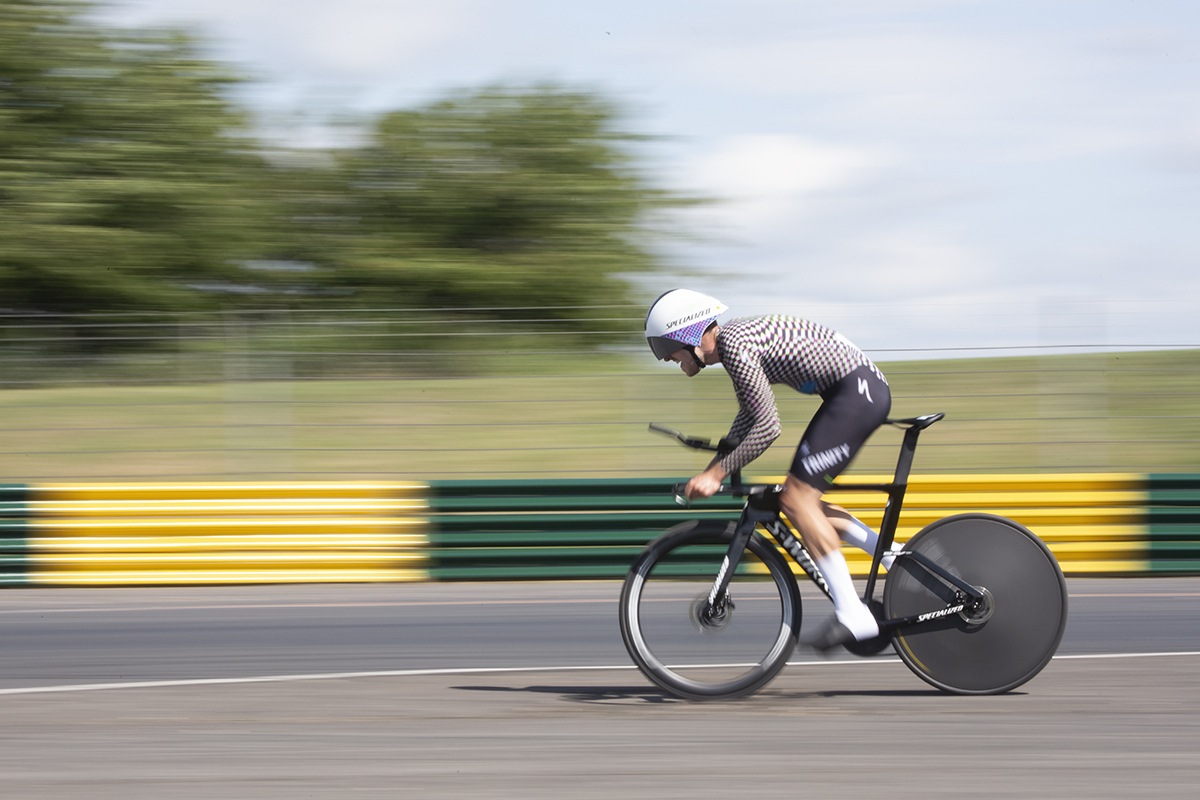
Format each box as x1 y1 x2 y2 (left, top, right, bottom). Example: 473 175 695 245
1148 474 1200 573
426 479 741 580
0 485 29 585
425 475 1200 580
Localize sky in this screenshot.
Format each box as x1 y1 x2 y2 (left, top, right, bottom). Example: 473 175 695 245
97 0 1200 359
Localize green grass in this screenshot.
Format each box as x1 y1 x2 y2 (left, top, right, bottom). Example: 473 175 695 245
1 349 1197 482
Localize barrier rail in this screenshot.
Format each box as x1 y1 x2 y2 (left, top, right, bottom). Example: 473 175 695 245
1 475 1198 585
426 478 740 580
0 483 428 586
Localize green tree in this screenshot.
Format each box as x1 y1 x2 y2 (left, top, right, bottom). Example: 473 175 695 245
298 86 681 328
1 1 691 363
0 0 276 315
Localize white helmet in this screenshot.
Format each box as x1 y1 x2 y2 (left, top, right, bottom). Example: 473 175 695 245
645 289 729 360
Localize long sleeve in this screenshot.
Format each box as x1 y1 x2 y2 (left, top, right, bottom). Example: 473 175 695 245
718 347 782 474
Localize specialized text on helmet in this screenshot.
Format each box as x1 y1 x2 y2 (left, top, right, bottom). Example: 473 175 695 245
665 307 713 331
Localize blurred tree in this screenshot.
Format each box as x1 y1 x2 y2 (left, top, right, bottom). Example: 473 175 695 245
293 86 683 329
1 1 690 355
0 0 277 316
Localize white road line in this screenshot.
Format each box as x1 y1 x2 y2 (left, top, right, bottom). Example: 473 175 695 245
0 660 888 697
1 651 1199 697
1052 651 1200 660
0 665 634 696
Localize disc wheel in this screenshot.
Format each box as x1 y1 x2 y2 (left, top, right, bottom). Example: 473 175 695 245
884 514 1068 695
619 520 802 700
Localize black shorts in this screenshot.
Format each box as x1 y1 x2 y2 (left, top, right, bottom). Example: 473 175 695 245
789 365 891 489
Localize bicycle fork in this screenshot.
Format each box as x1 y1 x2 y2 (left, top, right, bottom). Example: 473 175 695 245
704 503 780 616
706 483 837 615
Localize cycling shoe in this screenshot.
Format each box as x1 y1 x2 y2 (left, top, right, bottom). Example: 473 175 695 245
800 615 856 653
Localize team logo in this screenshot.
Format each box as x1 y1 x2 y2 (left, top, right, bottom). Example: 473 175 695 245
800 443 850 476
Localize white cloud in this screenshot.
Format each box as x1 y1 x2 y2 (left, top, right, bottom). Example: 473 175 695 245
657 21 1196 165
689 135 879 196
748 228 996 305
101 0 480 78
662 29 1040 114
847 231 994 293
276 2 473 75
676 134 888 235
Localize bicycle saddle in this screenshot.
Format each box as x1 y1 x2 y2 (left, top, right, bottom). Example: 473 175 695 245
886 413 945 430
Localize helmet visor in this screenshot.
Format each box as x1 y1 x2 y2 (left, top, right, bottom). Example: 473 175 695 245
648 336 688 361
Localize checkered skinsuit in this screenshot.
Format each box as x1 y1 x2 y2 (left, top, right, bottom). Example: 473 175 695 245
715 316 886 474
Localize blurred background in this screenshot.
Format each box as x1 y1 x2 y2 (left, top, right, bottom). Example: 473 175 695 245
2 0 1198 482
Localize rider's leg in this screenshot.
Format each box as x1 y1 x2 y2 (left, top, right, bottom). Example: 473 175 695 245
779 477 879 641
784 364 891 646
823 502 901 570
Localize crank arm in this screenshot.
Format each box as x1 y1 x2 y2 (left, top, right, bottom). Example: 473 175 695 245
891 550 986 602
878 603 970 631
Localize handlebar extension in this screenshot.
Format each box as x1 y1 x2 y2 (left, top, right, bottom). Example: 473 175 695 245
648 423 737 454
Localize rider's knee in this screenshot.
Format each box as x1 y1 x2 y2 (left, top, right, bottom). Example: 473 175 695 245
820 500 852 521
781 475 823 511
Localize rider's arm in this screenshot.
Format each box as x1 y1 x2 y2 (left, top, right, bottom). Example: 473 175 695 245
717 349 782 475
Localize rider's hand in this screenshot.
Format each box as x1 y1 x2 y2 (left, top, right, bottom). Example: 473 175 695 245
685 465 727 499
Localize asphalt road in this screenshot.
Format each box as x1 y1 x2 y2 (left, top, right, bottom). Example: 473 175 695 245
2 578 1199 798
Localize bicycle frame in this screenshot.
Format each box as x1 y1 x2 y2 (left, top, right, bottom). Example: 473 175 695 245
691 413 987 632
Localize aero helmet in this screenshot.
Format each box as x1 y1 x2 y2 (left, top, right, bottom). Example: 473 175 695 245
645 289 729 360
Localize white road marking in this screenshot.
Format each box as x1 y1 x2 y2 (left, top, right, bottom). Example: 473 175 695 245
1 651 1198 697
1051 651 1200 660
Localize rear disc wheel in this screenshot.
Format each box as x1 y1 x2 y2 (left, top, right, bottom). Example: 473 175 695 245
884 514 1068 695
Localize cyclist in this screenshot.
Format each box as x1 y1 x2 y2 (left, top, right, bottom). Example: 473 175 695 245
645 288 896 650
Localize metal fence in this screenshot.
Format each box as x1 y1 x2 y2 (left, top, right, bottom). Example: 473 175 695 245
2 305 1198 481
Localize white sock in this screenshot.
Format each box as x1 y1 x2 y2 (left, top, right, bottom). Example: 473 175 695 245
816 550 879 640
838 515 902 570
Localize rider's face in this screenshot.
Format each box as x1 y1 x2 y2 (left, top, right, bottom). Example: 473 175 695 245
667 347 702 377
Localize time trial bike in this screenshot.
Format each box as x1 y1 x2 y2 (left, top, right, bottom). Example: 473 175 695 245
618 413 1069 700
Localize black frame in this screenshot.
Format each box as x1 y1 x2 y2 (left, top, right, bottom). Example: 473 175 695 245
656 413 987 634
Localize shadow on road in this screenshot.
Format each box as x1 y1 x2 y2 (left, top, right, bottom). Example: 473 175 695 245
453 684 679 704
450 683 961 704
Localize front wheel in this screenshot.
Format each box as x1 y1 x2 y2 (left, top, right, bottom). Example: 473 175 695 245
619 520 803 700
884 514 1068 695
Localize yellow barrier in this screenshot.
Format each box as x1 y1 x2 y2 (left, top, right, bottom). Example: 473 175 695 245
753 473 1153 576
27 483 429 586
